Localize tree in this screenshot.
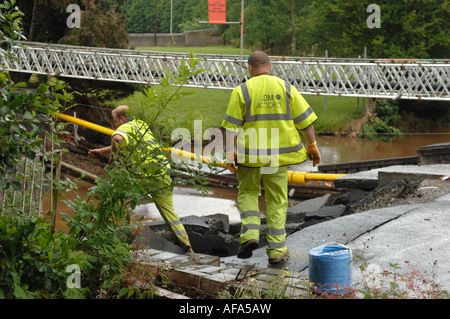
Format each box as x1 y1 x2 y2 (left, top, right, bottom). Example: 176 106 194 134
124 0 212 34
0 0 73 193
59 0 128 48
369 0 449 58
242 0 291 54
298 0 449 58
16 0 71 43
124 0 158 33
9 1 136 142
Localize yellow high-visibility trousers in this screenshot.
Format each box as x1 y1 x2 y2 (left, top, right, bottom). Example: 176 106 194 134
151 188 192 251
237 165 288 259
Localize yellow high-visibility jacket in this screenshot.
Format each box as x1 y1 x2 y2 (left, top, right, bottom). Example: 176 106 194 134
222 75 317 167
113 118 155 147
112 118 170 182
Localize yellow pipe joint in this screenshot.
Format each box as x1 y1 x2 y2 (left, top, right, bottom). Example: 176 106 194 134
287 171 347 185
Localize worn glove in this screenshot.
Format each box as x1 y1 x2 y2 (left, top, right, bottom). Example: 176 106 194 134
227 163 238 174
226 151 238 174
306 143 321 167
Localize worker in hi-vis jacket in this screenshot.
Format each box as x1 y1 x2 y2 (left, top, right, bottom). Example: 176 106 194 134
89 105 194 253
222 51 321 265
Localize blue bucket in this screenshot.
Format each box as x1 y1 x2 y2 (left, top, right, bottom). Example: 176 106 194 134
308 243 353 295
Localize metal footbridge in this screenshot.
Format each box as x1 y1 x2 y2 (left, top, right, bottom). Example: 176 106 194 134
2 41 449 100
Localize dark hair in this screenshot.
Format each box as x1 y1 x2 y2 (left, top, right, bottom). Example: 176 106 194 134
248 51 270 67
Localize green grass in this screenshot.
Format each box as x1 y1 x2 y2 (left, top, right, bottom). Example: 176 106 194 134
112 88 362 133
306 95 363 133
113 87 233 130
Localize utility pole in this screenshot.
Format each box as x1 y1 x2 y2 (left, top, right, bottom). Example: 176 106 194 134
199 0 245 83
291 0 296 55
240 0 244 82
154 0 158 46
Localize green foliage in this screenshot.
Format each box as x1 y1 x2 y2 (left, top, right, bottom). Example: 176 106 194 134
60 0 128 49
0 73 74 192
1 0 136 299
294 0 449 58
0 214 93 299
124 0 212 34
125 0 449 58
1 0 73 193
374 99 402 126
359 99 403 141
0 0 25 55
59 54 208 298
243 0 292 54
2 3 209 299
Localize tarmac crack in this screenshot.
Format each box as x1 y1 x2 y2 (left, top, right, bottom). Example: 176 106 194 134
346 206 419 244
297 206 420 273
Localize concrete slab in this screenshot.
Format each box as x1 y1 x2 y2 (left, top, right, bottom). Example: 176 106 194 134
304 204 346 221
133 248 307 296
349 196 450 294
334 164 450 190
287 194 331 215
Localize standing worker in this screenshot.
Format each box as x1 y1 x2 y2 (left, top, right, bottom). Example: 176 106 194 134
222 51 320 265
89 105 194 253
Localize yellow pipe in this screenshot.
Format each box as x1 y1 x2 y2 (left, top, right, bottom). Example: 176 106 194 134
162 147 228 168
287 171 347 185
56 113 115 136
55 113 347 184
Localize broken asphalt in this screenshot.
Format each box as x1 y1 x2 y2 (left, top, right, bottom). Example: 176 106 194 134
222 164 450 293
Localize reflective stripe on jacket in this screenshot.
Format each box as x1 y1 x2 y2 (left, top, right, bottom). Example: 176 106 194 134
222 75 317 167
113 118 156 147
112 118 170 179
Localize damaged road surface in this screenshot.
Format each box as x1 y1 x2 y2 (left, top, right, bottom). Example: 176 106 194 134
222 178 450 293
137 174 450 293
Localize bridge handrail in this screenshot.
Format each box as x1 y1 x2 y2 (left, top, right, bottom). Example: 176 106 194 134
2 41 449 100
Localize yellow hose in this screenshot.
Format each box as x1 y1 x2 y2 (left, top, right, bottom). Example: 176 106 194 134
56 113 115 136
55 113 347 184
287 171 347 185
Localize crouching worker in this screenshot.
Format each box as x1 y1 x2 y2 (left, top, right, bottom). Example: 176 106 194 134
89 105 194 253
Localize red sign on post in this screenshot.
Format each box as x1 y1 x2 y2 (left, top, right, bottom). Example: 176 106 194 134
208 0 226 24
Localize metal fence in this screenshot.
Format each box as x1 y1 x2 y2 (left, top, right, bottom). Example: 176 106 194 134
0 138 63 228
1 41 449 100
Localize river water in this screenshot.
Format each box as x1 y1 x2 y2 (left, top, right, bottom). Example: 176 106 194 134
49 127 449 232
292 126 450 172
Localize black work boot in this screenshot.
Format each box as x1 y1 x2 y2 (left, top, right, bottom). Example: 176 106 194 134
237 240 259 259
268 250 290 265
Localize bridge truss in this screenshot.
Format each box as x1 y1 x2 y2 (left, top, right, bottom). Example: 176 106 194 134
1 41 449 100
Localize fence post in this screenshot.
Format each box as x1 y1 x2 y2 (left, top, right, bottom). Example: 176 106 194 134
50 151 62 233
